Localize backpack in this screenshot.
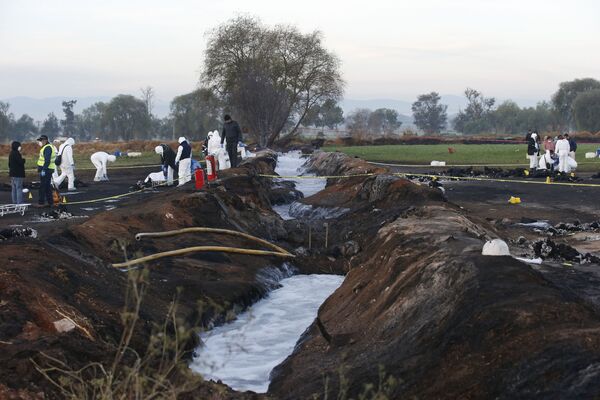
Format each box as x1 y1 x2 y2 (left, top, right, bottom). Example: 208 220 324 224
55 144 70 167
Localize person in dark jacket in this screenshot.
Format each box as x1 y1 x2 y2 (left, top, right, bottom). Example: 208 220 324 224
221 114 242 168
565 133 577 159
8 141 26 204
154 144 177 185
35 134 55 207
526 132 540 170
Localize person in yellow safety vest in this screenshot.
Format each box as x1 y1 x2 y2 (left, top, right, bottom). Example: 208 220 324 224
34 134 56 208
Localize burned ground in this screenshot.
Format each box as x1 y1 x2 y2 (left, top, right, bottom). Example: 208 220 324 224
1 150 600 399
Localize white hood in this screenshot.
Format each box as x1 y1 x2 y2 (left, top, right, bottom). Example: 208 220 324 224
65 137 75 146
154 145 163 155
178 136 187 144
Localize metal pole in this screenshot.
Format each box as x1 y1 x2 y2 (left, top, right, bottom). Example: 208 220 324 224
308 226 312 250
324 222 329 248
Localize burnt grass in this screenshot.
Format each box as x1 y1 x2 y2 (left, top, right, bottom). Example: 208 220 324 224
1 151 600 399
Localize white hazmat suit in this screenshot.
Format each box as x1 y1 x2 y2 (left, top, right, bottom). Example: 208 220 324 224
91 151 117 181
175 136 192 186
528 133 539 169
555 138 571 173
145 171 166 185
207 130 222 155
54 138 76 190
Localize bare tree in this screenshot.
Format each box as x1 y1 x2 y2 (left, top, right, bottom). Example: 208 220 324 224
203 16 344 146
140 86 155 117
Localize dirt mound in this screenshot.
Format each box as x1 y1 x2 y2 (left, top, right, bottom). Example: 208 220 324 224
270 203 600 399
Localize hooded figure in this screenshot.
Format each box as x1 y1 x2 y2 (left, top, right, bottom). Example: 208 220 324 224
54 137 76 190
155 144 177 185
8 141 26 204
90 151 117 181
175 136 192 186
526 132 539 170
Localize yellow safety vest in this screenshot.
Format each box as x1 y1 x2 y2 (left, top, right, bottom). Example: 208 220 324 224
37 143 56 170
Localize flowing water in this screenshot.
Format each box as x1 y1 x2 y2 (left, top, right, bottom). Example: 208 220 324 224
190 274 343 393
190 152 343 393
272 151 326 220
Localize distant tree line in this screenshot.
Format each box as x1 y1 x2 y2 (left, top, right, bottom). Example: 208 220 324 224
449 78 600 135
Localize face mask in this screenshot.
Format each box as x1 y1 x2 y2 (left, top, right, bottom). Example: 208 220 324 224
18 146 22 151
37 141 42 147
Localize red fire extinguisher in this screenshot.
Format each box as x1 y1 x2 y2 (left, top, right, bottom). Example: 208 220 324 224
205 155 217 181
194 168 205 190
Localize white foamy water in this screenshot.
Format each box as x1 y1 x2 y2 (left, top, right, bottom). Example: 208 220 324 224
272 151 326 219
190 274 343 393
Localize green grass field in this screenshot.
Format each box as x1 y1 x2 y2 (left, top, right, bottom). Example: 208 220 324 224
323 144 600 172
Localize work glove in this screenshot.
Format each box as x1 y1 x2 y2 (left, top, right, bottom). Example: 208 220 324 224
40 170 46 177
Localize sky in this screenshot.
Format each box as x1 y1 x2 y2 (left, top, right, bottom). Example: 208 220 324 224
1 0 599 104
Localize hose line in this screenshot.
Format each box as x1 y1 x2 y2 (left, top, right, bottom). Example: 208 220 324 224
112 227 294 268
135 227 290 255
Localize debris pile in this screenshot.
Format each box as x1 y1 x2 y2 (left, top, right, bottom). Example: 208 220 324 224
0 227 38 240
531 238 600 264
519 218 600 236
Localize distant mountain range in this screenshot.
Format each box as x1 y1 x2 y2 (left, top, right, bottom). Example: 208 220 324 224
2 95 542 123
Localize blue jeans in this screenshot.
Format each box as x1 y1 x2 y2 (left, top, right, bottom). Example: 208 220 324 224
11 177 24 204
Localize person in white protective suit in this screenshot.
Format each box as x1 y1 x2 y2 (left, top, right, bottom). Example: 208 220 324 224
53 138 76 190
537 150 555 172
527 132 539 170
144 171 166 185
555 134 571 174
207 130 222 155
90 151 117 181
175 136 193 186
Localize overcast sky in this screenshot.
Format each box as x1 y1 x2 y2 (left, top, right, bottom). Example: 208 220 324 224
1 0 599 103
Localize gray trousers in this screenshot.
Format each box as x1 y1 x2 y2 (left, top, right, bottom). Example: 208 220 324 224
11 177 24 204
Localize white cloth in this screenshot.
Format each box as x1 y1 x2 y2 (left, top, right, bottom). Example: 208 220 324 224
90 151 116 181
217 148 231 170
178 158 192 186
